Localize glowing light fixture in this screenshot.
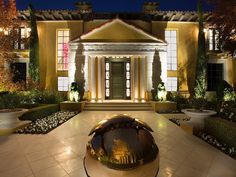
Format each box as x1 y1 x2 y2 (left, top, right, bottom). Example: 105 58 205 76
27 28 31 32
4 30 8 35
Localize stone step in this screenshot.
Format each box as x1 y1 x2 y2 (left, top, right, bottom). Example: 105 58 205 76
83 102 153 111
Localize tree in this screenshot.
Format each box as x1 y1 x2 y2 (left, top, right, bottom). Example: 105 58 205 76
0 0 26 91
28 4 40 83
207 0 236 53
0 0 20 62
194 0 207 99
152 50 162 100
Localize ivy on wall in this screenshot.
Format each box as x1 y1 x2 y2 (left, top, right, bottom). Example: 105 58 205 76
28 4 40 83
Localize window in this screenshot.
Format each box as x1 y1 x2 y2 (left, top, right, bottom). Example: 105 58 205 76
166 77 177 91
125 61 131 98
207 63 223 91
105 62 110 98
10 62 27 83
58 77 69 91
14 27 30 50
57 30 70 70
208 29 220 51
165 30 177 70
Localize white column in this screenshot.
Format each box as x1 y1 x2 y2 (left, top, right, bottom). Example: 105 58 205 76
159 51 167 86
84 55 89 91
89 56 96 100
146 54 154 92
97 56 103 101
133 56 139 101
68 45 77 85
140 56 147 100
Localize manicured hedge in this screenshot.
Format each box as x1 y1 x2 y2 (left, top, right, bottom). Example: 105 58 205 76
20 104 45 109
19 104 59 122
205 118 236 147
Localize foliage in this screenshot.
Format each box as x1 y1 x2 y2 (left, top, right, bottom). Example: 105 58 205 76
216 80 234 101
28 4 40 83
166 92 190 111
0 90 65 109
19 104 59 121
223 88 235 101
0 1 29 91
0 69 26 92
205 117 236 147
189 97 208 110
217 101 236 120
0 0 22 60
0 92 21 109
204 98 219 111
194 1 207 99
17 111 78 134
152 51 162 100
20 103 45 109
22 90 65 104
207 0 236 54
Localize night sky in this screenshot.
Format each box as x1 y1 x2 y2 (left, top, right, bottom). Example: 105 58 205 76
16 0 213 12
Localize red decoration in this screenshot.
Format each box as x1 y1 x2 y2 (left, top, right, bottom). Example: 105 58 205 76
63 43 69 70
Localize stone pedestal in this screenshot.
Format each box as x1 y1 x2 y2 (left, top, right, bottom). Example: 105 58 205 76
151 101 177 113
60 101 85 112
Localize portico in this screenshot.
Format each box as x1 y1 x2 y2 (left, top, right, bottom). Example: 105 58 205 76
69 19 167 101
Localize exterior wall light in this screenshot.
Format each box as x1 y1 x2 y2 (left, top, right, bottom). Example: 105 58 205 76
4 30 9 35
27 28 31 37
27 28 31 32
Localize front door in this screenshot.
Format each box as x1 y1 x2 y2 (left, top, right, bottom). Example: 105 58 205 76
111 62 125 99
105 57 131 100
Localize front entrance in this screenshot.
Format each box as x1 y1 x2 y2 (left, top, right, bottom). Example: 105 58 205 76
111 62 125 99
105 58 131 100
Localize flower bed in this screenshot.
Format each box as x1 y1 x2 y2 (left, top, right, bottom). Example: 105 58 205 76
168 117 236 160
197 132 236 159
16 111 78 134
169 118 190 126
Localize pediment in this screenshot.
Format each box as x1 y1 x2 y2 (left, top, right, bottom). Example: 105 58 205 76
71 18 165 43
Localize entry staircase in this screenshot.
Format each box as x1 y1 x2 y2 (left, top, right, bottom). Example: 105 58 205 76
83 102 153 111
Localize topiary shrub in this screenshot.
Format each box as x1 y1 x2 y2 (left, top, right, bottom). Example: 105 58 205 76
205 118 236 147
19 104 59 121
20 104 45 109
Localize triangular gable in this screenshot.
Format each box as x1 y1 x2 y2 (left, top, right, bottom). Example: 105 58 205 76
71 18 165 43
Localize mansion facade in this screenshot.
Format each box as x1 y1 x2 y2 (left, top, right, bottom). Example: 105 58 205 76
16 2 236 101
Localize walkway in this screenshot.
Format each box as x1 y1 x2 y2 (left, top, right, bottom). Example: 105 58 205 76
0 111 235 177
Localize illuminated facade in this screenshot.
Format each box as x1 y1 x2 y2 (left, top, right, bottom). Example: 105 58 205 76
17 2 236 101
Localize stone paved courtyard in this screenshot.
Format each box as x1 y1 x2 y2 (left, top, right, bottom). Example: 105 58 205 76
0 111 236 177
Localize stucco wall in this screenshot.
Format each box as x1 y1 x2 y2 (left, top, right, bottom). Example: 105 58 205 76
36 19 235 93
152 21 199 94
37 21 83 90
